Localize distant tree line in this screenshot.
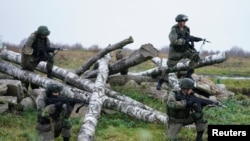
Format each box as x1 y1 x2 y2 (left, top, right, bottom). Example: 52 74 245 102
159 45 250 58
2 41 250 58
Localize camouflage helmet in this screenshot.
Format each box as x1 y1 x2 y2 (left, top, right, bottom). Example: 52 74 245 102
37 25 50 36
175 14 188 22
180 78 194 89
45 83 63 97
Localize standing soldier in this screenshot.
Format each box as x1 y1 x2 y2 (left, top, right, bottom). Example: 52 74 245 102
36 83 72 141
115 49 128 75
157 14 205 90
21 25 54 89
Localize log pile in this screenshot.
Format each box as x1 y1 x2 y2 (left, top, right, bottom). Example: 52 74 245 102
0 37 233 141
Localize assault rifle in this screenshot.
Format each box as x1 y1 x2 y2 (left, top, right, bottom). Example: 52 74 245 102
46 47 67 53
187 94 218 108
34 47 67 58
175 92 225 112
178 34 208 50
45 96 89 113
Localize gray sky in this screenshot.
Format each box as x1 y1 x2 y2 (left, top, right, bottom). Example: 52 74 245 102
0 0 249 52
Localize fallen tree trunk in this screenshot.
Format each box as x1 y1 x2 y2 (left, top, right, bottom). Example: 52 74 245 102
75 36 134 76
0 49 165 115
131 52 228 77
83 43 159 78
0 60 91 101
0 48 167 123
104 97 167 124
78 54 111 141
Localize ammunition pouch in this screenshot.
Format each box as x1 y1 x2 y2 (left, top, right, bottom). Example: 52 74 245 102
37 116 50 125
192 112 203 120
167 107 189 119
22 45 34 55
62 119 72 129
172 45 186 52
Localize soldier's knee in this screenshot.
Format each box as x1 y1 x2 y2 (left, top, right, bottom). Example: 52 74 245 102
63 119 72 129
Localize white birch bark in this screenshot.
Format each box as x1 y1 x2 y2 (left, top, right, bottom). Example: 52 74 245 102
0 49 165 114
104 97 167 124
78 54 111 141
0 60 91 101
1 49 167 123
131 52 228 77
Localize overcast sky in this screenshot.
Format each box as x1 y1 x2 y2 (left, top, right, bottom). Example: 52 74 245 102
0 0 249 52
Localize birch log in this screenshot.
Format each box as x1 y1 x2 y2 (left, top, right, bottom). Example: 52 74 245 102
0 48 166 113
78 54 111 141
104 97 167 124
83 43 159 78
75 36 134 76
0 60 91 101
1 48 167 121
131 52 228 77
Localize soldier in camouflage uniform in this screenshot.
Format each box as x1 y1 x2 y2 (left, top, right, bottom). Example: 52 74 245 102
166 78 214 141
157 14 204 90
21 26 54 89
36 83 72 141
115 49 128 75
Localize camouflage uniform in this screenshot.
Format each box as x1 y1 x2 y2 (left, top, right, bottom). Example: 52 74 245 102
21 26 54 89
167 24 200 69
115 49 128 75
166 78 206 141
157 14 203 90
36 84 72 141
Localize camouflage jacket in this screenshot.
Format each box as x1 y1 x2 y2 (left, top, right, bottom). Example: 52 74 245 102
36 93 71 124
169 24 190 51
167 90 191 120
22 31 50 55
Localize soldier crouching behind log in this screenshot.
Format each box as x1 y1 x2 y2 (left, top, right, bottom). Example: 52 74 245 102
36 83 72 141
166 78 220 141
115 49 128 75
21 26 54 90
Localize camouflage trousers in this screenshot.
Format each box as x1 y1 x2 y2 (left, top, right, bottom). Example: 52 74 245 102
36 118 72 141
21 52 54 72
160 47 200 80
167 46 200 69
167 115 206 140
21 52 54 89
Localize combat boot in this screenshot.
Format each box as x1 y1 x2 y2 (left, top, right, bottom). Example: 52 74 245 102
196 131 204 141
63 137 70 141
47 70 53 79
185 69 194 80
156 78 164 90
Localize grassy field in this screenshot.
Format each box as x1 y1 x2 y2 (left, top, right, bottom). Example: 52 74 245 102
1 49 250 141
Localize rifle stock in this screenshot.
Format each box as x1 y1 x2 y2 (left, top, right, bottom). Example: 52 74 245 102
34 47 67 57
45 96 88 113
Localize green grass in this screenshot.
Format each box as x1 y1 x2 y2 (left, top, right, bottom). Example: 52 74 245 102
196 56 250 77
1 91 250 141
1 49 250 140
